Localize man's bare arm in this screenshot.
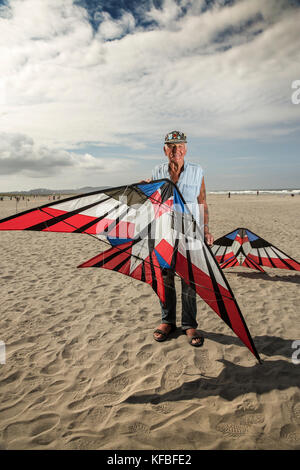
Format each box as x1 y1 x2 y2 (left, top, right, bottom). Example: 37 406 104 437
197 178 214 246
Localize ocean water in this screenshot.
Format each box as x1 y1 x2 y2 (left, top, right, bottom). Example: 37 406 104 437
208 189 300 195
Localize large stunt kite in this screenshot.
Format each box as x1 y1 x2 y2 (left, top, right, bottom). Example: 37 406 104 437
0 180 260 362
212 227 300 272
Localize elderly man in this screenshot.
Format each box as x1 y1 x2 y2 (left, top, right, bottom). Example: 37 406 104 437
152 131 214 347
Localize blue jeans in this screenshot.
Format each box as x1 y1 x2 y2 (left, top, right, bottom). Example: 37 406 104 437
160 269 198 331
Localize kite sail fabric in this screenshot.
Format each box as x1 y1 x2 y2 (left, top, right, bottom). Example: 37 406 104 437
212 227 300 272
0 180 260 361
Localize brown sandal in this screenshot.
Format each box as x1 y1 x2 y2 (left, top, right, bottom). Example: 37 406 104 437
153 324 176 342
183 330 204 347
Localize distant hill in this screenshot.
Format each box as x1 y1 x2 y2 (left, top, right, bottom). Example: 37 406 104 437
0 186 110 196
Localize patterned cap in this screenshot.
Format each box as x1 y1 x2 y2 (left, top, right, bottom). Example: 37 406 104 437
164 130 187 144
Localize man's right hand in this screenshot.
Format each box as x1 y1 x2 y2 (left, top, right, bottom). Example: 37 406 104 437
139 178 151 183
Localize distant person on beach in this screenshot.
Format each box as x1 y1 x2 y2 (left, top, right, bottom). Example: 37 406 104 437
228 191 231 198
147 131 214 347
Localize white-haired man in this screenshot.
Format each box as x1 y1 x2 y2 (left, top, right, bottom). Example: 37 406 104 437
152 131 214 347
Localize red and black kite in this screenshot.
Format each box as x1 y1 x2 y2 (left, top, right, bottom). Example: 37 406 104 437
0 181 261 362
212 227 300 272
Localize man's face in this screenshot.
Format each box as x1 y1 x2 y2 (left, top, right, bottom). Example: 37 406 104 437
164 143 187 165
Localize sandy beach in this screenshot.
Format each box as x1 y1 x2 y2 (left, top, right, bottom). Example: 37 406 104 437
0 193 299 450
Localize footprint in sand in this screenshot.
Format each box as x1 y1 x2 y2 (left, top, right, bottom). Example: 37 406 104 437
292 402 300 422
136 345 153 362
8 351 25 365
3 421 29 443
67 397 90 412
216 399 265 438
238 413 264 426
85 406 111 426
106 376 130 392
216 422 249 438
162 376 178 391
127 421 150 436
151 402 174 415
193 349 211 372
102 345 120 361
236 401 264 425
167 362 184 377
280 424 300 445
94 392 120 405
88 336 103 346
144 362 160 374
64 436 103 450
161 363 184 390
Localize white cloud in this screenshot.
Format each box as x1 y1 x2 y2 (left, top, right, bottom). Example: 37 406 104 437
0 132 134 177
145 0 182 29
96 11 136 40
0 0 299 189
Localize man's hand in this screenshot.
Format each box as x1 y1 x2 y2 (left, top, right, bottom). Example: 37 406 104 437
198 178 214 246
205 231 214 246
139 178 151 183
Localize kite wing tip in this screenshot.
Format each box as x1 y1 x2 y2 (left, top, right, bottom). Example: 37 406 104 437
77 261 86 268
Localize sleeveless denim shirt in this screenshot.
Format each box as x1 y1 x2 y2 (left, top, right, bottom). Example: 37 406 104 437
152 161 204 224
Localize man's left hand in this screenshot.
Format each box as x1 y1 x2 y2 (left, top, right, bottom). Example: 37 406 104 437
205 232 214 246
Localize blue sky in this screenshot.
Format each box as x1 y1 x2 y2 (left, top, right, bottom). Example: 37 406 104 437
0 0 300 191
